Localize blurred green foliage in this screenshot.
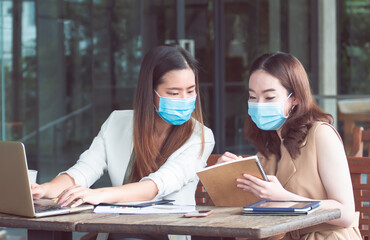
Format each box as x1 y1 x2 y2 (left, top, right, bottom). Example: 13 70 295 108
340 0 370 94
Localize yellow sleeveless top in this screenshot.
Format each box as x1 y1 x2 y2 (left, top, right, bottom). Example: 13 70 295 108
258 122 362 240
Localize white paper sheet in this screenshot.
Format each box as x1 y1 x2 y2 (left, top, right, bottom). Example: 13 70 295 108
94 204 196 214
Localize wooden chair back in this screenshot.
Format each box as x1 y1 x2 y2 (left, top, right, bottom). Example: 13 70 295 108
348 156 370 239
195 154 249 206
350 127 370 157
195 154 221 205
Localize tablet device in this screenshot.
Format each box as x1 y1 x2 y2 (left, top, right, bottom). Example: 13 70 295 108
243 200 320 215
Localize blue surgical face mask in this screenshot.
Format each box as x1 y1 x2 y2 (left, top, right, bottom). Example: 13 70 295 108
248 93 293 131
154 90 196 125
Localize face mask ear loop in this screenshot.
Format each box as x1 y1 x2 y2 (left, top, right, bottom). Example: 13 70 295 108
153 104 159 112
286 92 293 100
154 89 160 97
288 105 296 116
153 90 160 111
283 93 294 118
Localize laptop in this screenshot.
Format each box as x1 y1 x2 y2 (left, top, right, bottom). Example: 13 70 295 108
0 141 94 217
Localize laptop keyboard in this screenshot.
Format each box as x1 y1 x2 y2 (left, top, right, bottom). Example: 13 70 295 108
34 203 66 213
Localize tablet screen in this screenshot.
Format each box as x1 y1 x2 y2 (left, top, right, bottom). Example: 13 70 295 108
253 201 312 209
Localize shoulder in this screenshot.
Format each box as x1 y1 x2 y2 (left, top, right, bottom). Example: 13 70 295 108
100 110 134 132
108 110 134 119
311 121 342 148
105 110 134 124
311 121 340 140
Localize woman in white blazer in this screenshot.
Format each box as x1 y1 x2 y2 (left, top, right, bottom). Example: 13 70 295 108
31 45 214 217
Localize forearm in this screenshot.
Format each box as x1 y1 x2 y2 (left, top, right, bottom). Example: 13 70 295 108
285 192 355 227
98 180 159 203
41 173 75 198
320 199 355 227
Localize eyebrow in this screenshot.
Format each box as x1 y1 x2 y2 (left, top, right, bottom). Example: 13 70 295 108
166 85 196 90
248 88 276 93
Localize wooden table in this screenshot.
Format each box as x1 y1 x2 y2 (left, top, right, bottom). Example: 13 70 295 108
0 210 109 240
0 206 340 240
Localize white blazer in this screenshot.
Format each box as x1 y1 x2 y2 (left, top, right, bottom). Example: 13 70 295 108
62 110 215 205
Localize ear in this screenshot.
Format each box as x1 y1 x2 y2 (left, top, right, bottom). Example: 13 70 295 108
291 95 298 106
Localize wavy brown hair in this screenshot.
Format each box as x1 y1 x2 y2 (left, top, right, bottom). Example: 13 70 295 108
244 52 333 160
131 45 205 182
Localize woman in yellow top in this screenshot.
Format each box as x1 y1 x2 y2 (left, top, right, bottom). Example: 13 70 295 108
219 52 361 239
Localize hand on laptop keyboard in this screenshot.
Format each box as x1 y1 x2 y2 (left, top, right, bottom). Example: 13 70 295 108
34 203 66 213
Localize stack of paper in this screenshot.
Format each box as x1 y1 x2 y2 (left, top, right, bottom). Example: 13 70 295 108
94 204 195 214
243 200 321 215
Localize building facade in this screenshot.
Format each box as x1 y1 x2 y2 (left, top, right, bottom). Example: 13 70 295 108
1 0 370 184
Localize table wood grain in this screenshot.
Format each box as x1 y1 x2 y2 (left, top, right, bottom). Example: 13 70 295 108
0 207 341 239
76 206 341 238
0 210 110 232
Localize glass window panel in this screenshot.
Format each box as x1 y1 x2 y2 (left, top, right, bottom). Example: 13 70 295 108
20 1 37 168
339 0 370 95
32 0 94 180
184 0 214 126
0 0 322 184
0 1 13 141
337 0 370 150
223 0 312 154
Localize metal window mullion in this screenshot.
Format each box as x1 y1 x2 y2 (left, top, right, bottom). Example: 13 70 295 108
176 0 185 41
35 0 40 172
1 0 5 140
213 0 225 154
90 0 95 136
310 0 319 94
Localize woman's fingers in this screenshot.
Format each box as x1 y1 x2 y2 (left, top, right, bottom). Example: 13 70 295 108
31 183 90 207
237 180 266 199
32 190 43 200
30 183 46 200
238 174 267 187
217 151 241 164
71 198 85 208
56 185 76 204
266 175 279 183
224 151 238 158
57 185 86 207
236 174 284 200
56 185 103 207
236 174 270 198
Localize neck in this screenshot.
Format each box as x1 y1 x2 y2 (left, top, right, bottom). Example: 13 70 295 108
276 128 283 140
154 114 172 138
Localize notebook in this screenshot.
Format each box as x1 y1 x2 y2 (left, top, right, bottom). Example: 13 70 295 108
197 155 268 207
243 200 321 215
0 141 94 218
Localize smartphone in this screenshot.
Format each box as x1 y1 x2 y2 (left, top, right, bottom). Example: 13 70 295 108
183 209 215 217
